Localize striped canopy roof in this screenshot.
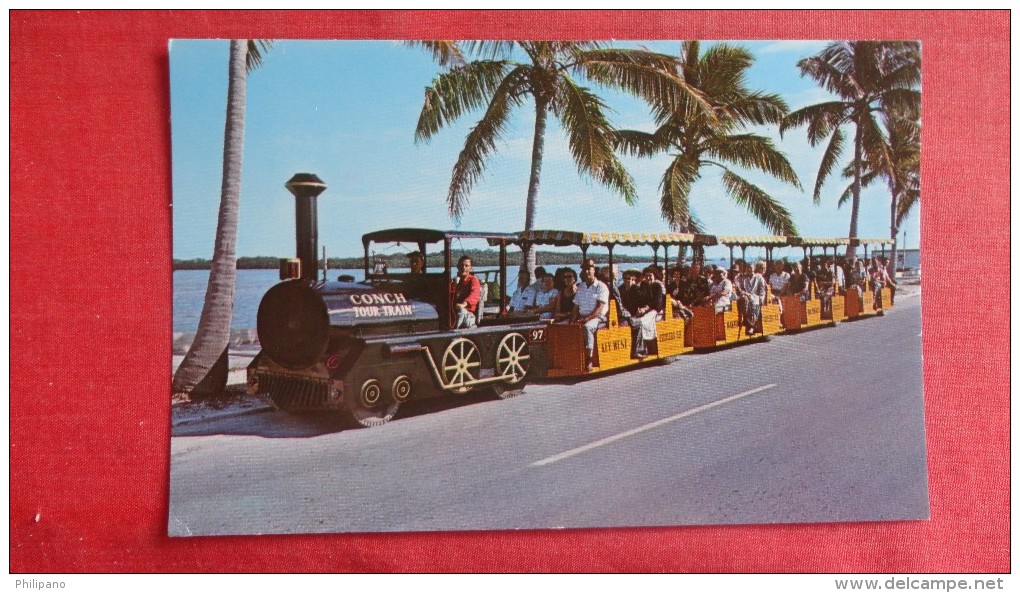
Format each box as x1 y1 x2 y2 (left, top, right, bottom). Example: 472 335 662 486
715 234 791 247
790 237 894 247
518 230 702 246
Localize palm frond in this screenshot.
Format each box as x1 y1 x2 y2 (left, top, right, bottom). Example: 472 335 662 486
445 68 529 220
796 52 859 100
608 128 667 158
813 126 846 203
780 101 847 144
659 156 700 231
895 184 920 227
406 40 465 67
556 75 636 204
720 91 789 126
578 49 714 125
880 88 922 120
703 133 802 189
245 40 272 72
718 169 798 235
415 60 515 143
462 40 517 60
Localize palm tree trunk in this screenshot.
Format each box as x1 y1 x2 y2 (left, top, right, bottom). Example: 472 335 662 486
521 95 549 277
847 122 863 259
172 40 248 398
889 187 899 277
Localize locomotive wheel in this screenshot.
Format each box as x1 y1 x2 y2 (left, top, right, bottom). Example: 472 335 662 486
346 378 399 428
441 338 480 394
391 375 412 402
492 333 530 400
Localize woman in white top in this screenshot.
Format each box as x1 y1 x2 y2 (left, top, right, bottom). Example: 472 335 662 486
531 273 559 320
708 267 733 313
767 260 790 316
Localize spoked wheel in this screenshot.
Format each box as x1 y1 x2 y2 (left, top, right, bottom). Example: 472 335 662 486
346 378 399 428
441 338 480 394
492 332 530 399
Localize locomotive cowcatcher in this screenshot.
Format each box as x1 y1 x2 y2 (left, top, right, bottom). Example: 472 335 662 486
246 174 550 427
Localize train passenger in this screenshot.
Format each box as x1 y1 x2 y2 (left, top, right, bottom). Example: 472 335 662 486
406 251 425 274
528 266 548 294
453 255 481 329
620 270 647 358
679 261 711 309
553 268 578 322
832 256 846 291
667 266 694 321
735 261 767 335
815 258 836 313
573 263 609 372
849 259 868 299
787 261 810 302
630 266 665 358
880 256 896 304
598 266 631 324
507 269 537 316
709 267 733 313
532 272 559 320
768 260 789 317
870 258 895 310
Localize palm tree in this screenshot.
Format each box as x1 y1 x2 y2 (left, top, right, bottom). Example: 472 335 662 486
413 41 708 275
610 41 801 235
173 40 270 400
780 41 920 258
836 112 919 273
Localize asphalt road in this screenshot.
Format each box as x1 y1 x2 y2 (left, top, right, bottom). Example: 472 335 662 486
169 294 927 536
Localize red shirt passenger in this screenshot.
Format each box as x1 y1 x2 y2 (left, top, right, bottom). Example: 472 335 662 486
453 255 481 328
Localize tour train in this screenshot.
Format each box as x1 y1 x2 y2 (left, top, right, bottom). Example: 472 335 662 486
246 174 894 428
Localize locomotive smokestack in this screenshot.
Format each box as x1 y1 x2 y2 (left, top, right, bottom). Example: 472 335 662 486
285 173 327 282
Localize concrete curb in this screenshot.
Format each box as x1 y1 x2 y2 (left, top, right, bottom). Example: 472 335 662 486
171 403 275 428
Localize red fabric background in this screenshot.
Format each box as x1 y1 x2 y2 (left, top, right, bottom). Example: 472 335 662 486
9 10 1009 572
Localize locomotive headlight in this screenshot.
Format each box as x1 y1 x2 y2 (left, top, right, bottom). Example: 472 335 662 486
328 379 344 402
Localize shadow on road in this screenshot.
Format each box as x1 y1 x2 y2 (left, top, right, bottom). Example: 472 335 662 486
172 390 497 439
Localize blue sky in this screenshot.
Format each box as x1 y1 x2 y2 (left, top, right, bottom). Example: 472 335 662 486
170 39 920 262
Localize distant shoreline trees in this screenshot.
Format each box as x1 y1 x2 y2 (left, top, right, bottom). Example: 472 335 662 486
173 249 658 271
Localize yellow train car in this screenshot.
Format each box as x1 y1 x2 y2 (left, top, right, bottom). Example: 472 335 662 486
518 230 705 377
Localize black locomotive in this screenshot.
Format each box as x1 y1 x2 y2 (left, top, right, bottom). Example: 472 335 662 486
246 174 550 427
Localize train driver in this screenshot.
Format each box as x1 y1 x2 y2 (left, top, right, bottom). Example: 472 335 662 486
406 251 425 274
573 263 609 372
453 255 481 329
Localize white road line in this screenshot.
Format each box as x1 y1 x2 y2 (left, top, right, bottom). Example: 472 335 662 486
530 383 777 468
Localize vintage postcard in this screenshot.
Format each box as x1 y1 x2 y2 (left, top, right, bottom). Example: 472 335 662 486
168 39 926 535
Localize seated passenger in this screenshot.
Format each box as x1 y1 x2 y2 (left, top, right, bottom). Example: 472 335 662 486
849 259 868 299
620 269 646 358
598 265 630 324
507 269 538 316
453 255 481 329
531 272 559 320
553 268 579 323
667 266 694 321
768 260 789 318
679 261 711 309
815 258 836 312
629 266 664 358
708 266 733 313
736 261 767 335
870 258 895 309
572 263 609 372
787 262 810 302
